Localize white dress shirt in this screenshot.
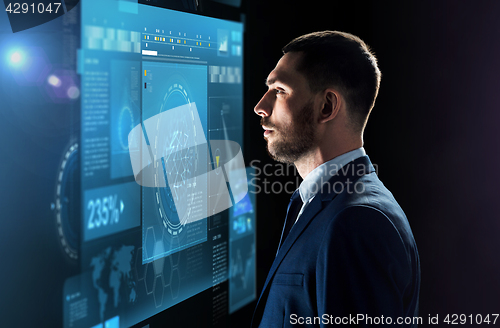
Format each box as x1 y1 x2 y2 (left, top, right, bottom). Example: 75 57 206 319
294 147 366 224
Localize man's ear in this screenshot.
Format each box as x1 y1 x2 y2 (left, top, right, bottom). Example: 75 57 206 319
318 89 341 124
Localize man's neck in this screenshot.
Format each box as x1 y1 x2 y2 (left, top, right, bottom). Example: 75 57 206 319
294 140 363 179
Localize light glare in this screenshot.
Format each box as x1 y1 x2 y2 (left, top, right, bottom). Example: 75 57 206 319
48 75 61 87
67 86 80 99
10 52 21 63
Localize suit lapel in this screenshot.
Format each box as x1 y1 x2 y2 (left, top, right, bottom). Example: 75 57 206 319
258 194 324 297
251 194 327 327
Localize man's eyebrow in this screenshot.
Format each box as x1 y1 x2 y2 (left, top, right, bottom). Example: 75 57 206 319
265 77 289 87
265 77 275 86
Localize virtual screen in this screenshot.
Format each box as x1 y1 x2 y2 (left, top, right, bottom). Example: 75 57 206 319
53 1 253 327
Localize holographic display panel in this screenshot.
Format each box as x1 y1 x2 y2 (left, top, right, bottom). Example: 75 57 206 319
141 62 209 263
59 1 253 327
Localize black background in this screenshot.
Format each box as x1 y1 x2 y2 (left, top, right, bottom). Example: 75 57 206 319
239 0 500 326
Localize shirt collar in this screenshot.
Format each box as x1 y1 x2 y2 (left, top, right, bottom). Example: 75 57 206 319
298 147 366 203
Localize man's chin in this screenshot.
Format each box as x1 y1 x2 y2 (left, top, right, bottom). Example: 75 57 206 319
265 144 293 164
265 143 279 161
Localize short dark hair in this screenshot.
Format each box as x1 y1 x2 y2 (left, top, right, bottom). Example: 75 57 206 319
282 31 381 133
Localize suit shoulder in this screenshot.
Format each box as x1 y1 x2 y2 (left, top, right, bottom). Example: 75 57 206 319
329 204 398 237
336 203 418 267
333 173 412 233
346 173 401 209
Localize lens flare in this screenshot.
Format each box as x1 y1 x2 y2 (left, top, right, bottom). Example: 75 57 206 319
47 74 61 87
10 52 21 63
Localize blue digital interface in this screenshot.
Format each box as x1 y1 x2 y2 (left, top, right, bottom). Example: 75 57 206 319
229 167 256 314
83 182 140 242
110 60 141 180
57 1 253 327
142 62 209 262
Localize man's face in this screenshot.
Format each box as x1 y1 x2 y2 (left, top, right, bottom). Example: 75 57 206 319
254 52 318 164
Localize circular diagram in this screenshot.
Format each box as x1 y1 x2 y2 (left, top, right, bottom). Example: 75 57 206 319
53 142 80 261
118 105 135 150
154 83 199 236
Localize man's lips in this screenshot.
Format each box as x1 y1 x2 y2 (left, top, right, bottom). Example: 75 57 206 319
262 126 274 136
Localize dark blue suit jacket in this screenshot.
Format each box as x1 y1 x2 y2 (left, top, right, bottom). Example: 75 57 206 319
252 156 420 327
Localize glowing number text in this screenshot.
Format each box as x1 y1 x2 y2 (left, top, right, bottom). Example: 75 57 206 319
87 195 120 230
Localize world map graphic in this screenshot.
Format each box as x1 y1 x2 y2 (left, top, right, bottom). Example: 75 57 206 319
90 245 137 322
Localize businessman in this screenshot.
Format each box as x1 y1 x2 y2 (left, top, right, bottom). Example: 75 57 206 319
252 31 420 327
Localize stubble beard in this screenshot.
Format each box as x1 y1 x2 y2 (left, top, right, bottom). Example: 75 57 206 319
262 101 316 164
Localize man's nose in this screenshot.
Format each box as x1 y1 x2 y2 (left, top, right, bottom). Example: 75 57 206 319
254 91 273 117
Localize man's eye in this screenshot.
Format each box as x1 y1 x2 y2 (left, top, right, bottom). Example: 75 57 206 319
275 89 285 95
